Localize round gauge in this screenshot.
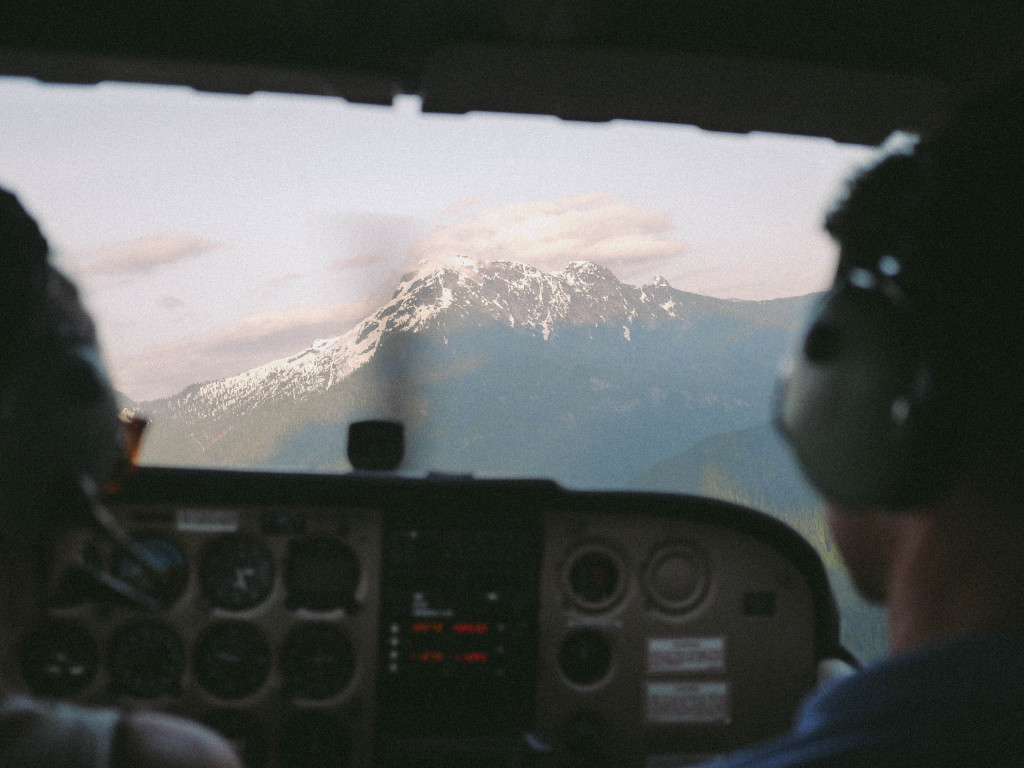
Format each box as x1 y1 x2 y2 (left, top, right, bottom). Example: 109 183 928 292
108 621 185 698
200 536 275 611
285 537 361 611
558 629 612 687
278 712 350 768
564 545 625 611
195 622 271 699
643 544 708 614
114 536 188 606
19 620 98 696
280 624 355 700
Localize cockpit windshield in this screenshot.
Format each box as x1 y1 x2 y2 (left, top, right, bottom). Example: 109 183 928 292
0 75 886 658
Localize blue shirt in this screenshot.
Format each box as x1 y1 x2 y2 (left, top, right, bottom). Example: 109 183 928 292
702 628 1024 767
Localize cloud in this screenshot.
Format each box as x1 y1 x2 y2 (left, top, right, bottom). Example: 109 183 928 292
263 272 303 290
408 193 835 298
330 251 388 271
113 298 379 400
313 212 423 273
82 231 223 275
249 272 304 301
312 198 686 295
157 295 186 310
436 194 492 219
663 226 838 299
411 192 686 281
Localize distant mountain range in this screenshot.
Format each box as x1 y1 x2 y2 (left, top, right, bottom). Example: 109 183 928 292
133 258 816 489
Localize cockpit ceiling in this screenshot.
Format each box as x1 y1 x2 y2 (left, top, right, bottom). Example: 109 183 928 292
1 0 1021 144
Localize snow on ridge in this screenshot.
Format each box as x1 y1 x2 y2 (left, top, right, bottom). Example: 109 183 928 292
159 259 693 419
405 253 488 285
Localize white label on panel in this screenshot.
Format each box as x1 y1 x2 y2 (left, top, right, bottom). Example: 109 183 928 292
647 637 726 674
176 508 240 533
646 681 731 725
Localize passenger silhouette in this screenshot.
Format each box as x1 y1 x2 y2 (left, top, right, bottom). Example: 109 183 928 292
0 187 242 768
701 79 1024 767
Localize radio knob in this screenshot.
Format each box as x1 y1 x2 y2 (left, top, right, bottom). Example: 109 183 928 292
644 545 708 613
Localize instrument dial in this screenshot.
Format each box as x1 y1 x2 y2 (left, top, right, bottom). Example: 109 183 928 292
201 536 275 611
281 624 355 700
286 537 361 611
643 544 708 614
562 543 628 613
567 548 623 609
19 620 98 696
559 629 612 686
108 621 185 698
195 621 271 699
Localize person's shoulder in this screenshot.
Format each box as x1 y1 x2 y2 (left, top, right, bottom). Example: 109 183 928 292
118 709 242 768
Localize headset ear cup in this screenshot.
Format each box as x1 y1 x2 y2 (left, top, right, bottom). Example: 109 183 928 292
777 289 943 507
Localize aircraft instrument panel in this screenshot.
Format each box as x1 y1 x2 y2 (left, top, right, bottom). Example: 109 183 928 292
2 467 839 768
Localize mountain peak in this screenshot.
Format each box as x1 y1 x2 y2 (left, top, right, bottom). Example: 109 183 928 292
145 258 729 420
402 254 487 285
559 261 619 284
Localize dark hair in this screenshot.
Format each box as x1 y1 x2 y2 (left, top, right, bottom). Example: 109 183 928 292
0 189 50 365
824 79 1024 476
0 189 122 530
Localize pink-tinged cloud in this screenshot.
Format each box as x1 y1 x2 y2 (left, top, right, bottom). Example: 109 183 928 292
314 212 423 274
82 231 223 275
411 192 686 281
436 194 492 219
664 226 838 300
157 295 186 310
330 251 389 271
262 272 303 290
112 298 379 401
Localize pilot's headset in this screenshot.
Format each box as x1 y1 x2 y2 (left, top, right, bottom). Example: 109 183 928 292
0 190 166 609
774 253 956 508
772 136 976 511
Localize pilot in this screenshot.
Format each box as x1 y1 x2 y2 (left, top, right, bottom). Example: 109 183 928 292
0 187 242 768
704 82 1024 766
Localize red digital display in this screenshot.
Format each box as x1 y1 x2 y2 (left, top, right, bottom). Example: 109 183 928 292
408 650 445 663
452 622 489 635
399 617 497 672
406 650 490 664
409 621 489 635
411 622 444 634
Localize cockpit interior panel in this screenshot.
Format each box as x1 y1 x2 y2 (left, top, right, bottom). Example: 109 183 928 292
3 468 837 768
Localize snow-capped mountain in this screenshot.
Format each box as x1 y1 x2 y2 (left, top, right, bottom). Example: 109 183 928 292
137 257 813 483
143 258 733 421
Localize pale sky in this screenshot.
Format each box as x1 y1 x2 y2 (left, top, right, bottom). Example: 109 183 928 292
0 76 881 400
